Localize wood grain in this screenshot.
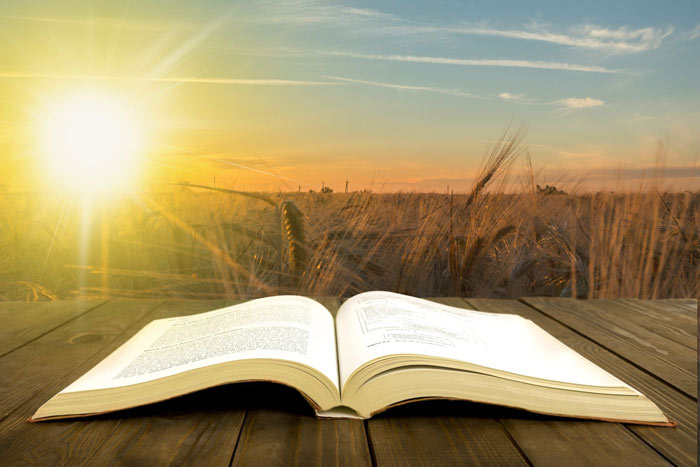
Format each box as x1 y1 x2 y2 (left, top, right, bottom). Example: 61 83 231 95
586 298 696 349
231 298 372 467
0 300 238 466
0 301 106 357
521 297 697 398
643 299 697 316
231 385 370 467
83 385 246 466
0 300 162 421
469 298 696 467
82 300 247 466
499 418 671 467
367 403 530 467
364 298 529 467
0 298 695 466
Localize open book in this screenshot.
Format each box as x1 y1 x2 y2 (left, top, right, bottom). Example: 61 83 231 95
30 292 672 425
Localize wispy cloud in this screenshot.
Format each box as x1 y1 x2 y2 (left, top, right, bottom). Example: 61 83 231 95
0 70 604 114
551 97 605 116
498 92 524 101
555 97 605 109
342 7 391 18
211 157 275 168
689 24 700 40
323 75 481 98
325 75 604 114
420 23 674 53
0 71 341 86
212 158 304 184
246 1 395 25
328 50 618 73
244 3 671 54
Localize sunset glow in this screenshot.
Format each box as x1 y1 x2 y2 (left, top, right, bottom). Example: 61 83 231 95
0 1 697 192
0 2 697 306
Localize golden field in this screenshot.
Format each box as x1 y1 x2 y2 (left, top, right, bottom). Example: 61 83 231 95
1 180 697 301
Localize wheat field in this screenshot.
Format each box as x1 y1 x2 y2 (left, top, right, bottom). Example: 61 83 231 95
1 176 697 301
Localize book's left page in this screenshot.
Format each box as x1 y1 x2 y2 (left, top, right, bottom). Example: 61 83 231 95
59 296 339 395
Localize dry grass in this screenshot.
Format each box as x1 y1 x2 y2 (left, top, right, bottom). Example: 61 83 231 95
1 187 697 301
1 136 698 301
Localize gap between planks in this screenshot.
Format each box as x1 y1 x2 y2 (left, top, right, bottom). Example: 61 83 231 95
497 297 695 466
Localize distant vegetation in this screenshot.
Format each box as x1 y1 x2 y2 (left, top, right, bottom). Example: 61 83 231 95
1 133 698 301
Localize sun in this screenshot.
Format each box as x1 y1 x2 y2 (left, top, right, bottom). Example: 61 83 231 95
39 91 143 194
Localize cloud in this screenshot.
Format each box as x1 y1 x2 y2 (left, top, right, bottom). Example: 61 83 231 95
323 75 481 98
554 97 604 109
211 158 303 184
0 70 604 112
329 50 618 73
247 1 395 25
370 20 672 53
498 92 524 101
689 24 700 40
240 3 671 54
440 23 674 53
326 76 604 112
342 7 389 18
0 71 341 86
210 157 276 167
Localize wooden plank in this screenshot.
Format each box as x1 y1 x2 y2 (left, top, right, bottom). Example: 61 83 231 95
17 386 244 467
590 299 696 350
537 298 697 360
521 297 697 398
231 298 372 466
625 299 698 324
0 300 246 466
2 297 689 465
469 298 697 467
83 384 245 466
499 419 671 467
0 300 164 465
83 300 248 466
367 403 530 467
644 299 697 317
0 301 106 357
365 298 529 467
231 384 369 467
465 299 679 467
0 300 162 421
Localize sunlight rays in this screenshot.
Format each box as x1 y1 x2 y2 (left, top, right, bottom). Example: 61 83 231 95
38 91 143 193
140 193 272 295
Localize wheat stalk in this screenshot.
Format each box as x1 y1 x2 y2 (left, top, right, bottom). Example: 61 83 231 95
280 200 308 281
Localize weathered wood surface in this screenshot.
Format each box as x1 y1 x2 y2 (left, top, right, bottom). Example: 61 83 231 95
0 298 695 466
366 298 531 466
0 301 106 358
470 298 697 467
231 298 372 466
521 297 697 399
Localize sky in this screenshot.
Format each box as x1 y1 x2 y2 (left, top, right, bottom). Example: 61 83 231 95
0 0 699 193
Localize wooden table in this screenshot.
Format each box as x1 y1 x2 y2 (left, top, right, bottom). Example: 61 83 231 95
0 298 696 466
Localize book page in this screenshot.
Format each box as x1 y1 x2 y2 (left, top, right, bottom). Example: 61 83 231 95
335 291 626 389
62 296 339 393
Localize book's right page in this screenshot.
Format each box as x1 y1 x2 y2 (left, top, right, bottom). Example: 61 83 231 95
335 291 632 392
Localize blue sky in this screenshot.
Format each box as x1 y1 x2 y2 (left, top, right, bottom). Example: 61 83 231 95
0 0 698 191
